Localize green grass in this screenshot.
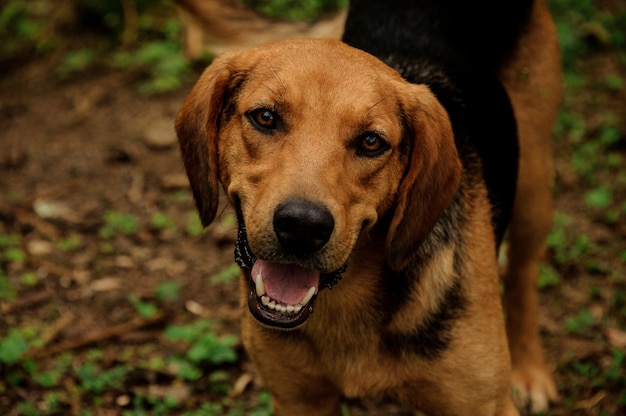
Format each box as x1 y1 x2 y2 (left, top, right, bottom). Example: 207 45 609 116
544 0 626 413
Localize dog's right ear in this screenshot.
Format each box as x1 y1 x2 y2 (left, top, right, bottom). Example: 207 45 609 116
175 51 241 227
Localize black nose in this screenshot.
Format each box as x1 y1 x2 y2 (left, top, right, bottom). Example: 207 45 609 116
273 198 335 255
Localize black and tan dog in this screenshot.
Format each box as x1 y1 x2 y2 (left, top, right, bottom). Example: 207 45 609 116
175 0 562 414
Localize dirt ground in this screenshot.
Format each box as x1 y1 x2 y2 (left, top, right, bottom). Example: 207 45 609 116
1 3 626 416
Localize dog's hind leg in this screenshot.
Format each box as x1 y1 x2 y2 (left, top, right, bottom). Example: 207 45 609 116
499 0 562 413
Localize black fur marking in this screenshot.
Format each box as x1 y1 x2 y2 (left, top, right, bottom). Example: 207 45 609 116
426 73 518 247
343 0 532 74
383 277 467 360
375 188 467 326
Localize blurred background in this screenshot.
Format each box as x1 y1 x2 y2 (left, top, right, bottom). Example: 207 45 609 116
0 0 625 415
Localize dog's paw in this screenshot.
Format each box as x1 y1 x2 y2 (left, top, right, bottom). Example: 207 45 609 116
510 366 558 414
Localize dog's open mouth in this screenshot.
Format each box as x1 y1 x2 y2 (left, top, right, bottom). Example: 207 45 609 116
234 221 345 329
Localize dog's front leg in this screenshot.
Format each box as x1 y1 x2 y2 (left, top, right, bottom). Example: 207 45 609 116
240 315 343 416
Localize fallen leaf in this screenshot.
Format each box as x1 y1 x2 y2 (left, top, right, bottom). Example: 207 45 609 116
230 372 254 397
185 300 210 317
89 277 122 292
605 327 626 349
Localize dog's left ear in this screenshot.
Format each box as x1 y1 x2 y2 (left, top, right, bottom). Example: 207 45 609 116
175 51 241 227
386 84 462 272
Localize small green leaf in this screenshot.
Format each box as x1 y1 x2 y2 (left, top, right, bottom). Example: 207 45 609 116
99 211 138 238
0 332 29 365
187 334 238 364
3 247 26 263
20 271 38 286
151 212 176 230
565 308 594 333
57 235 82 252
164 320 213 342
538 265 560 288
210 263 241 285
168 357 202 381
186 212 204 236
155 281 181 301
130 297 158 318
585 187 612 209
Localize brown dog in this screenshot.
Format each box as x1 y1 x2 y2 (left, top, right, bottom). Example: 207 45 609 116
175 0 562 414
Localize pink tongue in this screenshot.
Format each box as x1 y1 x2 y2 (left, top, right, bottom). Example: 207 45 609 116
251 260 320 305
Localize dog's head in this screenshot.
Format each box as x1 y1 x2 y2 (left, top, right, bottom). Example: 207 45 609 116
176 39 461 329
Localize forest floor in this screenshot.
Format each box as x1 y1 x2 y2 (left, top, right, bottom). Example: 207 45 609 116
1 1 625 415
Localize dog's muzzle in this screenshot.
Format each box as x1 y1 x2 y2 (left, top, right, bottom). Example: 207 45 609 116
234 198 346 329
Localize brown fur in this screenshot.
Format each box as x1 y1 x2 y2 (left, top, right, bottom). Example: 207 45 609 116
499 0 562 411
175 0 562 414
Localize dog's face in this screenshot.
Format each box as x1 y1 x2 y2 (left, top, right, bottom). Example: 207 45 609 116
176 39 461 329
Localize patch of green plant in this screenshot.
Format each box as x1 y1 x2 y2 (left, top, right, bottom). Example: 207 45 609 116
0 233 26 266
181 403 226 416
548 0 626 67
165 319 213 342
164 319 238 383
186 212 204 236
99 211 139 238
74 362 129 394
129 295 158 318
20 271 38 287
165 320 239 364
112 19 191 94
56 48 99 78
585 186 613 209
220 213 238 229
0 1 50 59
2 246 26 264
564 308 595 334
572 359 602 384
210 263 241 285
167 356 203 381
0 271 17 302
31 353 73 389
242 0 348 21
0 233 21 247
57 235 82 252
0 330 29 365
150 212 176 231
155 280 181 301
554 107 587 143
250 390 274 416
187 332 238 365
546 212 590 266
15 401 42 416
605 348 626 385
123 393 180 416
538 264 560 288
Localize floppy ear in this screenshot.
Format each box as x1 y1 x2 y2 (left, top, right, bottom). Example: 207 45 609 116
175 51 241 226
386 84 462 272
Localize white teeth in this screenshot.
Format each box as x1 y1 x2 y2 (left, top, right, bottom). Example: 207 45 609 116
253 265 317 315
300 286 316 306
255 273 265 296
256 283 316 315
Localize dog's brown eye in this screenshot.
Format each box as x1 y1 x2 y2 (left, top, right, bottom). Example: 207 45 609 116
248 109 277 130
357 133 389 157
